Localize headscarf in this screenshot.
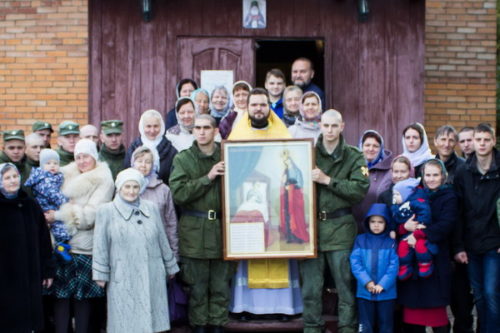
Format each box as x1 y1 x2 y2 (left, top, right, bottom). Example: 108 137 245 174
209 86 231 119
190 88 210 114
175 97 197 132
131 145 160 189
138 109 165 149
282 85 303 127
421 158 448 189
298 91 322 130
401 122 433 168
175 78 198 99
0 163 20 199
358 130 386 169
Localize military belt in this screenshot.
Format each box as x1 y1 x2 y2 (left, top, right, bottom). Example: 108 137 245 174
318 207 352 221
183 209 220 221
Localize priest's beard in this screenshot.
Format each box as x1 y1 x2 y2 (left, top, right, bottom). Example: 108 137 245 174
250 115 269 129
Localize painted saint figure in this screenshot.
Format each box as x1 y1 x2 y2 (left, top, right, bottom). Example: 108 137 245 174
280 149 309 244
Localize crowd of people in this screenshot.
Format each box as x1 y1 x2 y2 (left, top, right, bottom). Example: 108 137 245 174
0 57 499 333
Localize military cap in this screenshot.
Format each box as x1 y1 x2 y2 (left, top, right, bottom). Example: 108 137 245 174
100 120 123 135
58 121 80 136
32 121 54 133
3 129 25 142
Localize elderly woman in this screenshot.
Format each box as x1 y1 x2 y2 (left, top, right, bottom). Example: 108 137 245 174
282 85 303 127
191 88 210 115
131 146 178 259
125 109 177 185
209 86 231 126
47 139 114 333
219 81 252 139
353 130 394 231
402 122 433 177
166 97 197 152
288 91 322 143
93 168 179 333
0 163 54 332
398 159 456 333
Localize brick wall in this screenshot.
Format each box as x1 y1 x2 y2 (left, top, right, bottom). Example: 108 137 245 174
0 0 88 138
0 1 497 145
425 0 497 144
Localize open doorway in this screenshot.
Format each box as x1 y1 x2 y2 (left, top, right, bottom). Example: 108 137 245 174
255 39 325 90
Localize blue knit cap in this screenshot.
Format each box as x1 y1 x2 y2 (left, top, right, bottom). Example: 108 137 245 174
39 148 60 169
393 177 420 202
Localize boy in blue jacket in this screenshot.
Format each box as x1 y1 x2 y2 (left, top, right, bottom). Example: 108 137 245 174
350 203 399 333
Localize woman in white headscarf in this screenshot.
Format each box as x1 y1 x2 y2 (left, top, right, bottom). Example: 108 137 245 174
288 91 322 143
124 109 178 185
93 168 179 333
401 122 433 177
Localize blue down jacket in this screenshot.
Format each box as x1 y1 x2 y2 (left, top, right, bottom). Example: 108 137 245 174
350 203 399 301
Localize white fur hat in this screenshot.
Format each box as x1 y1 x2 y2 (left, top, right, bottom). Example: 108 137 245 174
74 139 98 161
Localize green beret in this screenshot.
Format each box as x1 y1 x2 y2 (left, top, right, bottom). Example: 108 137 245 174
3 129 25 142
100 120 123 135
32 121 54 133
58 121 80 136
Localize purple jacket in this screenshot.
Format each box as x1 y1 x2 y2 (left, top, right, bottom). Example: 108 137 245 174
219 111 238 139
353 150 394 232
140 176 179 260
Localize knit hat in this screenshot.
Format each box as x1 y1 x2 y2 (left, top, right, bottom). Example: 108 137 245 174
39 149 60 168
115 168 147 194
393 177 421 202
74 139 98 161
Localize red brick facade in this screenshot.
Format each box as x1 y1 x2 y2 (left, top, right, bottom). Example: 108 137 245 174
0 0 497 144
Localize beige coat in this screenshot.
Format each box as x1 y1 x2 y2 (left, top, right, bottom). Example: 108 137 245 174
55 161 114 255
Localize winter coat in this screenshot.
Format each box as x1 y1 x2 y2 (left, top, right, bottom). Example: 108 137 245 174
55 161 114 255
124 136 177 186
141 176 179 259
219 111 238 139
169 142 223 259
453 149 500 254
288 120 321 144
0 190 55 332
398 186 456 308
166 124 195 152
350 204 398 301
391 188 432 230
93 197 179 333
353 150 394 231
24 167 67 211
98 143 126 180
435 152 465 185
315 135 370 251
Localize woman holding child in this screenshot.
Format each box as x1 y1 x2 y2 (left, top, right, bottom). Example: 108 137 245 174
397 159 457 332
46 139 115 333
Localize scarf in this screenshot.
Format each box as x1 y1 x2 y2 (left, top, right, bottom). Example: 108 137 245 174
138 110 165 150
401 123 433 168
358 130 386 169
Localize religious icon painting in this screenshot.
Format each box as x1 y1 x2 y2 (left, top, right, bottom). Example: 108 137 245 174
222 139 317 259
242 0 267 29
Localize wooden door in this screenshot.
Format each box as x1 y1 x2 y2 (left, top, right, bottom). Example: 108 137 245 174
177 38 255 88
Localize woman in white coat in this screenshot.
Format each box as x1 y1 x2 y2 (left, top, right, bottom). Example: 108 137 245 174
93 168 179 333
46 139 115 333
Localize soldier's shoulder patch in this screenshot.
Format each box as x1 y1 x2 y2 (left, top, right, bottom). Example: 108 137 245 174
361 166 369 177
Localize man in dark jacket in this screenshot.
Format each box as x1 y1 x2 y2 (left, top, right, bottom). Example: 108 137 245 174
98 120 125 180
433 124 473 333
300 110 370 333
169 114 234 333
454 123 500 333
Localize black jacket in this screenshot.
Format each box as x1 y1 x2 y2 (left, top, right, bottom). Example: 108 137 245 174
124 136 178 186
453 149 500 254
435 152 465 185
0 190 54 331
398 186 456 308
